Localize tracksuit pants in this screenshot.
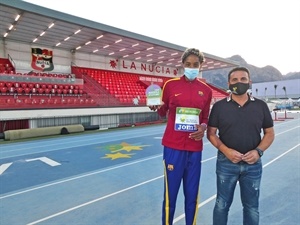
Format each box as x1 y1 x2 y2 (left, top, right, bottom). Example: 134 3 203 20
162 146 202 225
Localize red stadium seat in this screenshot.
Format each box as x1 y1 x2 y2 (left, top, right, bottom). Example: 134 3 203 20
0 87 8 94
44 88 50 95
6 82 12 88
37 88 44 94
56 89 62 95
47 98 54 104
16 87 23 94
6 98 15 104
24 87 30 94
28 83 34 89
24 98 32 104
67 98 74 104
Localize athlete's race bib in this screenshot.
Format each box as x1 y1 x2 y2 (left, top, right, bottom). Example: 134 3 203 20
174 107 201 132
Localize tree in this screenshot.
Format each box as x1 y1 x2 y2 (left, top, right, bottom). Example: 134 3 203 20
265 87 267 99
274 84 278 98
283 86 287 98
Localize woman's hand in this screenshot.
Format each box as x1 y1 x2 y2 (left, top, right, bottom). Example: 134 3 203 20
149 102 164 111
189 124 206 141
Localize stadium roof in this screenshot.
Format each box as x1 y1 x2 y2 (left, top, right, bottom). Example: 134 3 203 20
0 0 238 71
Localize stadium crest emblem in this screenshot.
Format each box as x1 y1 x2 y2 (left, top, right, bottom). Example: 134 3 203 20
31 48 54 71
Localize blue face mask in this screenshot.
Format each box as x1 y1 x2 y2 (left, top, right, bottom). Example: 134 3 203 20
184 68 199 80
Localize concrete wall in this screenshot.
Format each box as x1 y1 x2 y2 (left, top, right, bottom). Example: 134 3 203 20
0 106 151 121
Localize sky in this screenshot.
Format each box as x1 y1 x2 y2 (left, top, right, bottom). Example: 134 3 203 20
24 0 300 75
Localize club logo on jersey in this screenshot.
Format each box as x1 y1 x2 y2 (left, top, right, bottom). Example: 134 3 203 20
31 48 54 71
167 164 174 171
198 91 204 96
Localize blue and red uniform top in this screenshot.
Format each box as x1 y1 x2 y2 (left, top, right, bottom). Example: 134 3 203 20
157 75 212 152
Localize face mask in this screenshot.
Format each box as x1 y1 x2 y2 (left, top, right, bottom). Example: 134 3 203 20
184 68 199 80
229 82 250 95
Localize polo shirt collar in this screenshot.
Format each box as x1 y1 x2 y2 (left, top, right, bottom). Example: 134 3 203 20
226 93 255 102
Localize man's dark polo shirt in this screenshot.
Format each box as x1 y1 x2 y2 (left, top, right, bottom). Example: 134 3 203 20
208 95 274 154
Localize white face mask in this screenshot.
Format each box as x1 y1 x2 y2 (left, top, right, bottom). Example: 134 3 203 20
184 68 199 80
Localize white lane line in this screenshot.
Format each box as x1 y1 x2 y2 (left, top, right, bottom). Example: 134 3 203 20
25 157 61 166
0 163 13 175
263 143 300 167
274 125 300 135
173 143 300 223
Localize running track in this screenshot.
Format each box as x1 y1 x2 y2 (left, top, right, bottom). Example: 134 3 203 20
0 111 299 225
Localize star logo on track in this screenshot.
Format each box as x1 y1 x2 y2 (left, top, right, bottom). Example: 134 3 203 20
98 142 151 160
102 152 133 160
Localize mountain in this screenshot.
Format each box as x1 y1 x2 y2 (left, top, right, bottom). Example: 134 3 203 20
202 55 300 89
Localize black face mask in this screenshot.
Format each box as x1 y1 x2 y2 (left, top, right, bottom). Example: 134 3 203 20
229 82 250 95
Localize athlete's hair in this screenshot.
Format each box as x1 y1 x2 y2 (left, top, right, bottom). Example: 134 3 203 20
227 66 250 81
181 48 205 64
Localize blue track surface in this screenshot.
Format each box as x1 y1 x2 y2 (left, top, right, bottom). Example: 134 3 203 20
0 112 299 225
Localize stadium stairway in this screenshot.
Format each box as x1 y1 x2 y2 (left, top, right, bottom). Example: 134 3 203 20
81 73 119 106
0 58 15 74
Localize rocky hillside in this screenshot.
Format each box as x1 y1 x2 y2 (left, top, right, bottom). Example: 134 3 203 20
203 55 300 89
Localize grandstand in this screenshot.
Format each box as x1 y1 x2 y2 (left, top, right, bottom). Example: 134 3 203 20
0 0 237 134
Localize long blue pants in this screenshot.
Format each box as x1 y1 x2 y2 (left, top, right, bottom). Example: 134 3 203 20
162 146 202 225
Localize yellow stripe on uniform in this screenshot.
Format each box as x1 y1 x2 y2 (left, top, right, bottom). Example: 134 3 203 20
163 160 170 225
192 188 200 225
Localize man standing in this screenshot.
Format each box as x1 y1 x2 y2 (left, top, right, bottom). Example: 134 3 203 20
207 66 275 225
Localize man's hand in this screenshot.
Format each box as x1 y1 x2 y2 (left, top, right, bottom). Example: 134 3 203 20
242 150 260 164
224 149 244 163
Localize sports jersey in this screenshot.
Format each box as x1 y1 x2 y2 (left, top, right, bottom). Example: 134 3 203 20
157 75 212 151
